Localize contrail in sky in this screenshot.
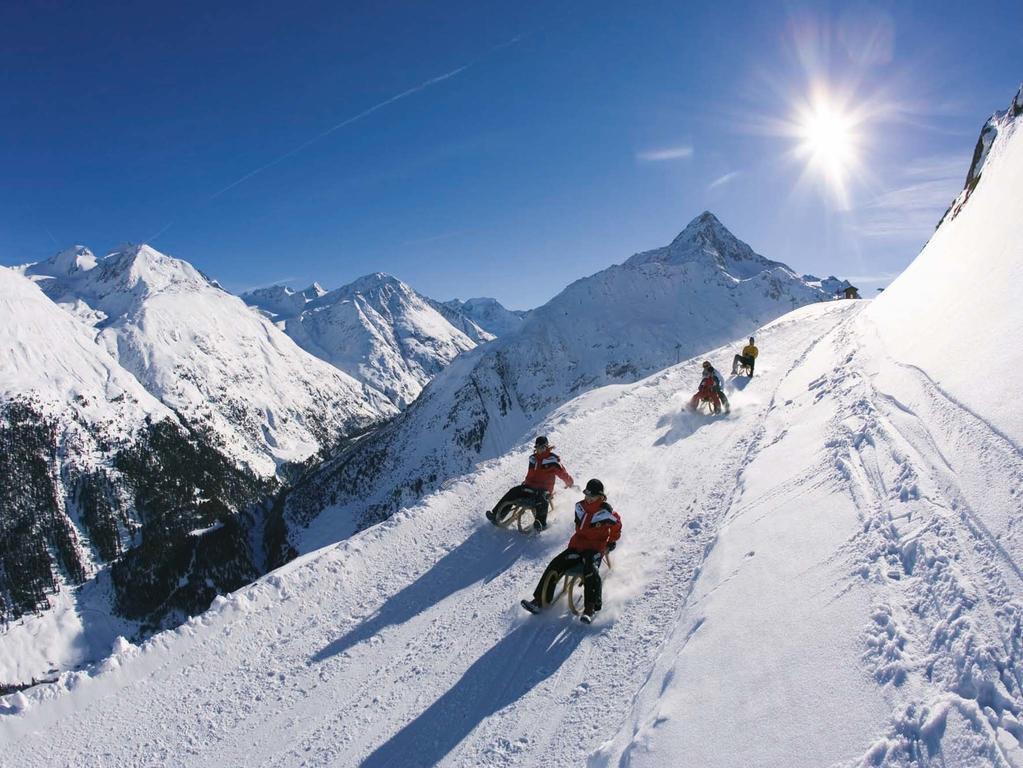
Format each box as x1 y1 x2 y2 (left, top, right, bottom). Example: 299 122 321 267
210 36 522 201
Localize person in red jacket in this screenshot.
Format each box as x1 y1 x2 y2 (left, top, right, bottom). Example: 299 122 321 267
689 361 728 414
521 478 622 624
486 436 574 531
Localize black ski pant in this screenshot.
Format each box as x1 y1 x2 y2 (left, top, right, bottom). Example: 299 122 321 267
494 484 551 526
533 548 603 611
716 387 730 412
732 354 755 375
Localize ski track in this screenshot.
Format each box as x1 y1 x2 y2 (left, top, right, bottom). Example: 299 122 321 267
9 299 1023 767
819 315 1023 766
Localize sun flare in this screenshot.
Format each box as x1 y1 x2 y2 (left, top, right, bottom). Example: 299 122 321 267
789 89 864 205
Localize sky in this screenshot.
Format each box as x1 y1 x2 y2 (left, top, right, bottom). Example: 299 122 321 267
2 0 1021 309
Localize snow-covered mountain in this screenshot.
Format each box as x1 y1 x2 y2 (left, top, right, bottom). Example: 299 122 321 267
802 273 854 296
240 281 327 318
243 273 478 409
277 212 843 553
27 244 396 476
437 296 528 338
0 265 270 672
3 86 1020 767
0 244 399 672
428 298 496 344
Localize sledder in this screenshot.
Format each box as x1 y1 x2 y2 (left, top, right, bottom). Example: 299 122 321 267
732 337 758 377
521 478 622 624
486 436 574 532
689 361 729 414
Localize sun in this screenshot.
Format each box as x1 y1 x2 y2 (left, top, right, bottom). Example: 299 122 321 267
792 89 863 205
800 102 855 169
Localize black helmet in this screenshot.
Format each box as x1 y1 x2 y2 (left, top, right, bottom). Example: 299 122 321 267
534 436 549 449
702 361 712 369
749 337 755 344
584 478 605 496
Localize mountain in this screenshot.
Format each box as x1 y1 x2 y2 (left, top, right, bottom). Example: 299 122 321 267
0 265 270 675
243 273 478 409
240 282 326 318
28 244 396 477
428 298 496 344
802 273 854 296
437 296 528 338
0 244 398 675
5 88 1021 767
276 212 843 553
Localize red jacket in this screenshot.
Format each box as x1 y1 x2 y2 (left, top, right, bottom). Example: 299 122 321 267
568 498 622 553
523 448 573 493
697 376 717 398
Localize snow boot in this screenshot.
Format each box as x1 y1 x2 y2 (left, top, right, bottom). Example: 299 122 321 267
521 599 541 615
533 519 546 532
580 608 595 624
485 509 496 523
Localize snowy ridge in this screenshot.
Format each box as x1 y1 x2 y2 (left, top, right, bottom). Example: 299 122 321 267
868 82 1023 444
940 82 1023 226
28 244 396 476
280 212 842 552
244 272 477 409
0 265 167 428
438 296 527 338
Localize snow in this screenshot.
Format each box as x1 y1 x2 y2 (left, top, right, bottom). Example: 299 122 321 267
865 84 1023 445
244 272 477 409
0 580 136 687
0 266 167 426
440 296 527 337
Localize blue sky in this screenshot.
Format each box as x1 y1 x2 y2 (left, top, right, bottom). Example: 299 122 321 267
2 1 1021 308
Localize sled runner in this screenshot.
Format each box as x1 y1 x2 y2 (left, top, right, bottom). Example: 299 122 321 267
538 552 613 617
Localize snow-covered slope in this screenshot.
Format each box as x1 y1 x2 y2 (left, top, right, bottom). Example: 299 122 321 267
438 296 527 338
867 83 1023 444
28 245 396 476
279 212 841 552
4 87 1021 768
0 265 166 427
244 273 477 409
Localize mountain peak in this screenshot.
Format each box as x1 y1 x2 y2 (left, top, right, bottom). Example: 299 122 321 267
669 211 737 248
28 245 97 277
344 272 404 293
302 282 326 300
628 212 786 280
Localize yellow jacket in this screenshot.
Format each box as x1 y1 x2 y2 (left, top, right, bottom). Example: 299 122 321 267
742 344 758 359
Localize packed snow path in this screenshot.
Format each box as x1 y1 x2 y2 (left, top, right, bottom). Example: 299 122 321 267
5 299 1023 767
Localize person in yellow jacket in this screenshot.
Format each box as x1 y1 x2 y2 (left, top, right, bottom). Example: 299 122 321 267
732 337 758 377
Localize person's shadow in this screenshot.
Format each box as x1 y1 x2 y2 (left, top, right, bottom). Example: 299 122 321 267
310 526 522 664
654 407 719 446
360 621 585 767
